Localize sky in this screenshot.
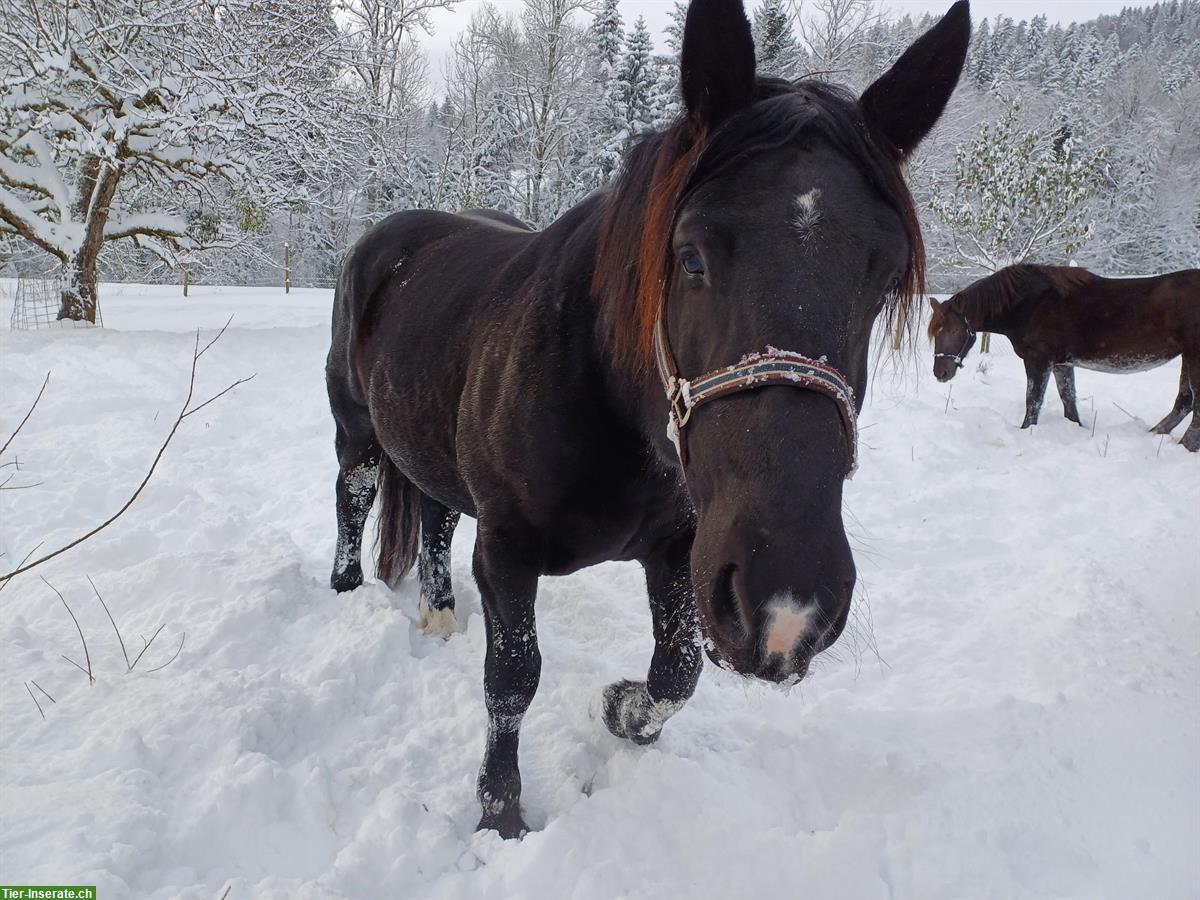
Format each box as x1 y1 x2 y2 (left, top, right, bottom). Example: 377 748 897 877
423 0 1142 77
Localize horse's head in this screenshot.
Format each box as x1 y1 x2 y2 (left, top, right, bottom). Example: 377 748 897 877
929 297 976 382
625 0 970 682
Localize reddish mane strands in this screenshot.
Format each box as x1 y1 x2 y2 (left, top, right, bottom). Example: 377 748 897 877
594 123 705 374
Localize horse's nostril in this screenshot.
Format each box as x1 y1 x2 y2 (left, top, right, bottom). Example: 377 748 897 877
712 563 745 640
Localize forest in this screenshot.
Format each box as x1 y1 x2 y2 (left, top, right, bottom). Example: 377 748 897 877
1 0 1197 316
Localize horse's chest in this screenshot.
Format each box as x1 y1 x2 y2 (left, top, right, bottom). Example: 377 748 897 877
541 470 685 574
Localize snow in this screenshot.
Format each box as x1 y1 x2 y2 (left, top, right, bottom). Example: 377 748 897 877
1 283 1197 899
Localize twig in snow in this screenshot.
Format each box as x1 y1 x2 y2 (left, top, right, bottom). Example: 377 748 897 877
129 624 166 671
1 372 50 457
0 325 252 585
944 384 953 413
1112 402 1137 423
45 578 93 684
62 656 93 679
89 575 131 670
31 680 55 703
25 682 45 720
146 632 186 673
218 885 231 900
0 541 43 597
1103 435 1110 457
1157 434 1166 457
1090 410 1098 437
0 476 44 491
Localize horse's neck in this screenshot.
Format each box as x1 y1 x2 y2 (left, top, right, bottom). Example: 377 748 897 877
958 292 1029 337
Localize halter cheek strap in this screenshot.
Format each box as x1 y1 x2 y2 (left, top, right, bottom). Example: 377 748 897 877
653 316 859 477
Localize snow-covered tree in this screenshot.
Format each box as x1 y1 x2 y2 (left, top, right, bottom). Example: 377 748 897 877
929 105 1107 273
0 0 342 320
340 0 457 220
588 0 626 185
753 0 803 79
794 0 883 84
617 17 654 132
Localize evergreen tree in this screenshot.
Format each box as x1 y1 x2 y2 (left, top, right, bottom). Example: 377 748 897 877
617 16 654 132
752 0 802 79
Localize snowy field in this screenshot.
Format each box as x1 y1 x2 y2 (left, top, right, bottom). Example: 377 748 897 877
1 282 1197 899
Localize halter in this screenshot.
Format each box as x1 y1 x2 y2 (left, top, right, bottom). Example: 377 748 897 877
653 316 858 476
932 304 975 368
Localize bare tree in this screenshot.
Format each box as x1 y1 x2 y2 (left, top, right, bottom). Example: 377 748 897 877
791 0 883 82
339 0 459 217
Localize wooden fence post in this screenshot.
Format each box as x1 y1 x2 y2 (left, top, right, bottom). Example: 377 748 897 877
182 266 189 297
284 242 291 294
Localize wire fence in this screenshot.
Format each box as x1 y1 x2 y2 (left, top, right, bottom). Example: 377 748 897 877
7 276 104 330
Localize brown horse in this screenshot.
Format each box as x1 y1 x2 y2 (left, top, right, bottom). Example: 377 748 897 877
929 265 1200 451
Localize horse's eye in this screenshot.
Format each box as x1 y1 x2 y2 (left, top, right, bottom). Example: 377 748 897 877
680 249 705 277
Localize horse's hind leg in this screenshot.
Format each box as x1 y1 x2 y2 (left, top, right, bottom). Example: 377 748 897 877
1151 357 1195 438
1021 359 1051 429
1053 365 1082 425
330 406 381 593
417 496 460 636
1173 355 1199 452
599 535 702 745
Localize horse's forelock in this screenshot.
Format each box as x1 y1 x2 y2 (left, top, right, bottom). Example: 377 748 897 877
927 301 949 340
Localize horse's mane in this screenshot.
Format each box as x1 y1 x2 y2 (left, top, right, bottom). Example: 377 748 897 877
593 79 925 374
928 264 1096 337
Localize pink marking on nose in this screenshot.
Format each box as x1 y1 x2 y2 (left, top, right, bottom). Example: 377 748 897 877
765 604 814 656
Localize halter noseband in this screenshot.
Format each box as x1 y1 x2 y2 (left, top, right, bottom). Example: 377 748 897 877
653 316 858 476
932 303 975 369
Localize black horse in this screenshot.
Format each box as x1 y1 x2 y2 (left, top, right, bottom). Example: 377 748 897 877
326 0 971 837
929 264 1200 450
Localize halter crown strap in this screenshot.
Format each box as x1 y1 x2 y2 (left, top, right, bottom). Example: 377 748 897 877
654 317 858 476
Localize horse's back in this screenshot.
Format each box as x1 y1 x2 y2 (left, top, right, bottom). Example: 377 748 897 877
1027 267 1200 366
327 209 537 399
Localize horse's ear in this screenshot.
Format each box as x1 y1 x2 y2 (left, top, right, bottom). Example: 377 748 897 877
860 0 971 158
929 298 941 310
680 0 757 132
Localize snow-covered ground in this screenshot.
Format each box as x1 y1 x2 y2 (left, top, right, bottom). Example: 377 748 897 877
2 283 1197 899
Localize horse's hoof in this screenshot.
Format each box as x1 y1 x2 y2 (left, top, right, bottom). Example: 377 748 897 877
1181 433 1200 453
597 680 679 746
418 594 457 637
477 809 529 840
331 562 363 593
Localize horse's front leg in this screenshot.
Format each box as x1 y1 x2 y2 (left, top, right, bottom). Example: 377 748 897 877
600 537 702 745
473 523 541 839
1021 360 1051 429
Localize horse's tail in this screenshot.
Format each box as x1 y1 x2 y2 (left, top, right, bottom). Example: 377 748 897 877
375 454 421 589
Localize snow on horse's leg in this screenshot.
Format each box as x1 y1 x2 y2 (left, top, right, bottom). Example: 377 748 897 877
419 592 458 637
